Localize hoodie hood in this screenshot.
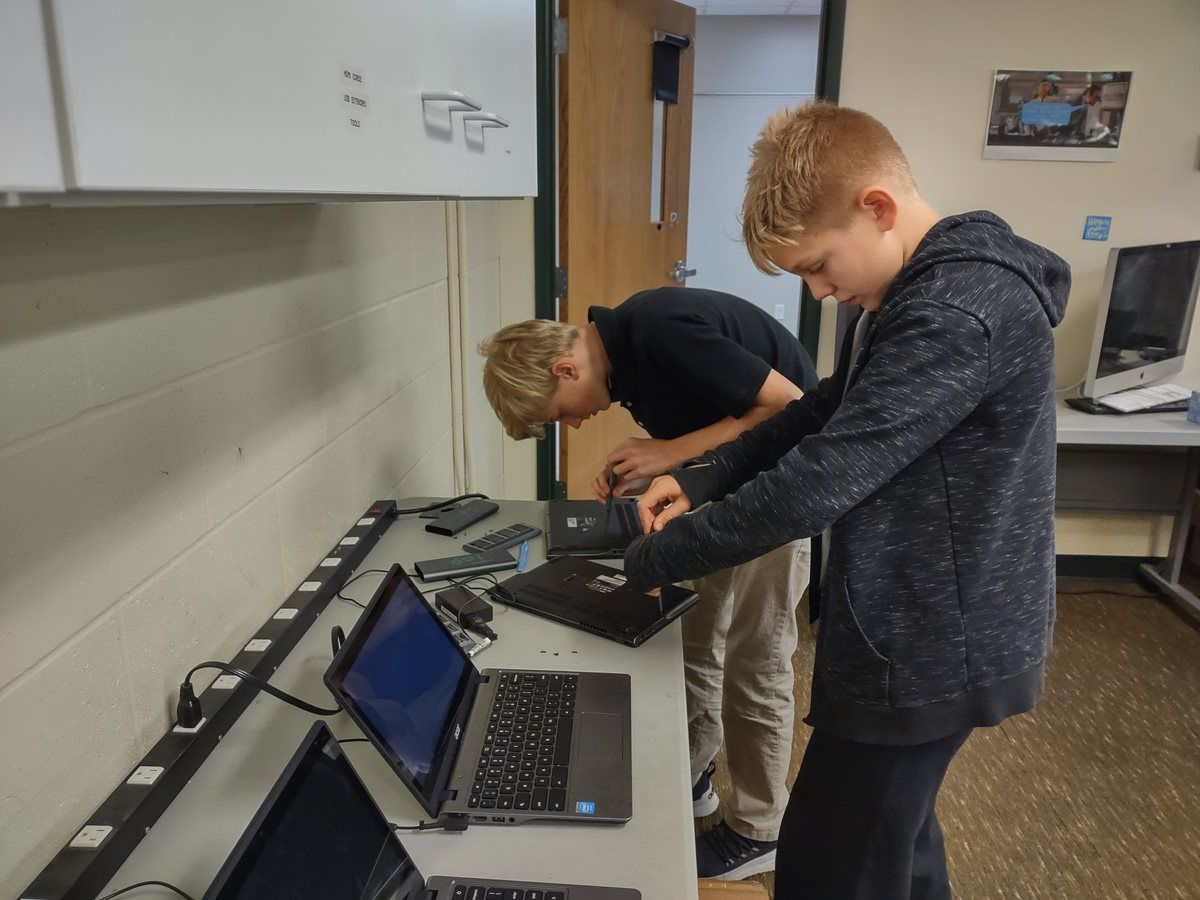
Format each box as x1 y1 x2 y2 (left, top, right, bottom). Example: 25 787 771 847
888 210 1070 327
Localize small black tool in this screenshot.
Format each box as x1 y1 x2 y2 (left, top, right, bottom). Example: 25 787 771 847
605 469 618 525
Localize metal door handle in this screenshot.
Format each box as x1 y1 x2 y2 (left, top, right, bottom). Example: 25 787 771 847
461 112 510 128
672 260 697 283
421 90 483 111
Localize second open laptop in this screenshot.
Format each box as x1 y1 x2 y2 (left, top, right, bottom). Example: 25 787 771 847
203 721 640 900
324 564 632 826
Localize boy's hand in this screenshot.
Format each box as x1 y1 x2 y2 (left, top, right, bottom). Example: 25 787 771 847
593 466 653 502
637 475 692 533
607 437 680 483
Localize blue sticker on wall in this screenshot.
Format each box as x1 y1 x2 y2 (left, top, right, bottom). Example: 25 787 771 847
1083 216 1112 241
576 801 596 815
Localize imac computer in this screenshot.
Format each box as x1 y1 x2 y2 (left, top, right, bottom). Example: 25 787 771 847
1070 239 1200 414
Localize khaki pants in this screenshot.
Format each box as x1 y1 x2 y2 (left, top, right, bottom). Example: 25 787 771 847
683 538 810 842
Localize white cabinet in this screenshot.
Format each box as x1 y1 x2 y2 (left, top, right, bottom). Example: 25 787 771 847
1 1 535 201
454 0 538 197
0 0 65 192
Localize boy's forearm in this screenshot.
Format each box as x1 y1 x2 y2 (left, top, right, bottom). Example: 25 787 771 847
671 392 832 506
667 405 782 463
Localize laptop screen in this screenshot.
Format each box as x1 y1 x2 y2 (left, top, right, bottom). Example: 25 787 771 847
325 567 474 805
205 723 428 900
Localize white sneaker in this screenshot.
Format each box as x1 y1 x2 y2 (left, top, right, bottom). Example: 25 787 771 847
692 761 720 817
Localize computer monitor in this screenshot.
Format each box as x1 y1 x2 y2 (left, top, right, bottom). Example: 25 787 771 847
1083 239 1200 399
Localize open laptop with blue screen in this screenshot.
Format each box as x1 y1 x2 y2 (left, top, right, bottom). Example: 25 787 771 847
204 722 640 900
324 565 632 826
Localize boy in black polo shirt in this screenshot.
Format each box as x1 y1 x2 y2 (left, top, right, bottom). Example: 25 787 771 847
480 287 817 879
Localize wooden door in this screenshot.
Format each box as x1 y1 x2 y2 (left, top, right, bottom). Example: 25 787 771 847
558 0 696 499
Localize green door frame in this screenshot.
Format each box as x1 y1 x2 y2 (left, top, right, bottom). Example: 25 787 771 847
533 0 560 500
796 0 848 360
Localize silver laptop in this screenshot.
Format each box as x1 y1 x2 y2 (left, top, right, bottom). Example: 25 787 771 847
204 722 640 900
324 565 632 826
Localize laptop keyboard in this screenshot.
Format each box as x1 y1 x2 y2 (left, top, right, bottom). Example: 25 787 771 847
470 671 577 814
449 887 568 900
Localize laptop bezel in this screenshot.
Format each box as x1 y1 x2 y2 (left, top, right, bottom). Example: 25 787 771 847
323 563 482 819
202 721 421 900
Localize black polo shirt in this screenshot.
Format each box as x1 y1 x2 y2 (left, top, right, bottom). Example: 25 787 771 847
588 287 818 440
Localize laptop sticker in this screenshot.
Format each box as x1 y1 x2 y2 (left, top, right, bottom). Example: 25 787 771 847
587 573 627 594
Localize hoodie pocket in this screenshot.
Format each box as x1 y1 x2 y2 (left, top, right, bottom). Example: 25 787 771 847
818 573 890 705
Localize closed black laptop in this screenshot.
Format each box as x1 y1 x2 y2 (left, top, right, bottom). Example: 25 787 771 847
545 499 643 559
489 558 699 648
324 565 632 826
203 722 640 900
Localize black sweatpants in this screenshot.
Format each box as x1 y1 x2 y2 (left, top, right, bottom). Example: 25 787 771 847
774 727 973 900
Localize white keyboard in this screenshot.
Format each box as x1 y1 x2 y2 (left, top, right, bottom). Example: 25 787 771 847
1096 382 1193 413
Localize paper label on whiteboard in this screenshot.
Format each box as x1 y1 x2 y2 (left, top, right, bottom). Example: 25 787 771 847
341 90 369 114
340 64 366 88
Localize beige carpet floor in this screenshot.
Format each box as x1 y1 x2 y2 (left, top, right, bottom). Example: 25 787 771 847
696 578 1200 898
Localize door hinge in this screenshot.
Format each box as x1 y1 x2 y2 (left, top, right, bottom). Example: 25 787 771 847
553 266 568 299
553 17 568 55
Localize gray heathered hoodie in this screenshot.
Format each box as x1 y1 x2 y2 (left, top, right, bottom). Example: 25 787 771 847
624 211 1071 745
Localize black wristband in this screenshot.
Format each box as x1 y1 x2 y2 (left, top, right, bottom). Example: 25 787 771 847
669 460 721 508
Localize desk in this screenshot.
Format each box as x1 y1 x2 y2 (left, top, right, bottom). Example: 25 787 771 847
97 499 698 900
1057 400 1200 619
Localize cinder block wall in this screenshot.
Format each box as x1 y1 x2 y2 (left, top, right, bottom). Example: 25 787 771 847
0 198 525 893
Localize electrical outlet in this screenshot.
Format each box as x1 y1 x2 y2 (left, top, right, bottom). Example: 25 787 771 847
357 517 376 526
127 766 164 786
319 557 339 567
212 674 241 690
298 581 321 591
273 608 299 620
774 304 786 321
339 536 359 546
173 717 206 734
69 825 112 849
245 639 271 652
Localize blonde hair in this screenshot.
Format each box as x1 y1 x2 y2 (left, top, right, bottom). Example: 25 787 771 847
742 101 917 274
479 319 580 440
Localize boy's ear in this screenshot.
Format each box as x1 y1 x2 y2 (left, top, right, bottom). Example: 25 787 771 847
860 186 899 233
549 358 578 380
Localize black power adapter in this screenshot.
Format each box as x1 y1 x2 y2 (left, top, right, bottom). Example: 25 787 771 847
435 585 498 641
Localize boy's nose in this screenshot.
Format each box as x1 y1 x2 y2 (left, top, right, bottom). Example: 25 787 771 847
806 276 836 300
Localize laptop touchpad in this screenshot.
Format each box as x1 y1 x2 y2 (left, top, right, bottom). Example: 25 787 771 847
578 712 625 760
